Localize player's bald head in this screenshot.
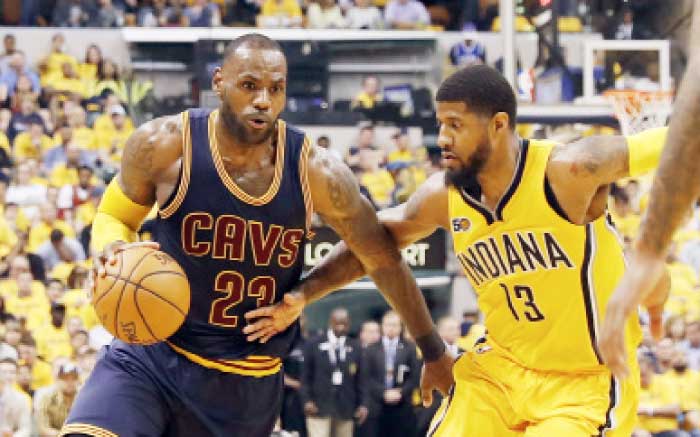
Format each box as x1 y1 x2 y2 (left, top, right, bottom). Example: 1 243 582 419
223 33 285 64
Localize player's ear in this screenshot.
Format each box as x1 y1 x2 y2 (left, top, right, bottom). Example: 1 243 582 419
489 112 510 139
212 67 224 98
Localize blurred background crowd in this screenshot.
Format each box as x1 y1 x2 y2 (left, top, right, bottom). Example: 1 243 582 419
0 0 693 436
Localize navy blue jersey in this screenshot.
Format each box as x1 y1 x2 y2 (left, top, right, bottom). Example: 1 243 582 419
155 108 312 368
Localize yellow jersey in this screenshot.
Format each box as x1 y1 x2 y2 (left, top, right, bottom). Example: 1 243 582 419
448 139 641 373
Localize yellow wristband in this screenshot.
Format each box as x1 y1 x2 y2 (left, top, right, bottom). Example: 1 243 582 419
627 126 668 177
91 178 152 252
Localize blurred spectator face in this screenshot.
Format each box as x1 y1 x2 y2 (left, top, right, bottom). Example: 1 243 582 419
8 52 25 72
60 124 74 145
17 272 33 297
15 75 32 93
47 280 65 303
688 321 700 347
17 365 31 390
17 343 36 364
360 320 380 346
438 317 460 345
4 329 21 347
51 305 66 328
111 106 126 129
51 34 66 53
656 338 676 367
363 76 379 96
396 132 410 151
623 10 633 25
40 203 58 224
358 127 374 148
47 185 59 205
70 331 88 352
666 317 686 341
68 106 87 128
381 312 401 339
86 45 102 65
9 256 30 278
28 122 43 139
0 361 17 386
3 35 15 55
317 136 330 149
67 316 83 336
355 0 369 8
102 60 118 80
57 367 80 396
66 145 82 167
78 167 93 188
328 308 350 337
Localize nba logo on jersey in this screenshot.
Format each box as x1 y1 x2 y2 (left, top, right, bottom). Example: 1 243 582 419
452 217 471 232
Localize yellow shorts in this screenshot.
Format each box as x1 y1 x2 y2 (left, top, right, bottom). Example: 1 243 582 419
428 342 639 437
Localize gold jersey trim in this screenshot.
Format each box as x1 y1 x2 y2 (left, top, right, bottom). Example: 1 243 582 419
167 341 282 377
299 136 314 238
159 110 193 219
208 110 285 206
61 423 118 437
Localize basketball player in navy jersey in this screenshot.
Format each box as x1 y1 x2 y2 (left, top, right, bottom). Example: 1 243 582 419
60 34 452 437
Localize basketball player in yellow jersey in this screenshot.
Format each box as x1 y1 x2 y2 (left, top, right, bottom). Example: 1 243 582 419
244 64 671 436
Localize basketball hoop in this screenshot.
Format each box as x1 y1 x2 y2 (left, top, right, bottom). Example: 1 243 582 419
605 90 674 136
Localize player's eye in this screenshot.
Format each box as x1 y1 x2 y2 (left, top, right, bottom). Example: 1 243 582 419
270 85 283 93
242 81 256 90
450 122 460 129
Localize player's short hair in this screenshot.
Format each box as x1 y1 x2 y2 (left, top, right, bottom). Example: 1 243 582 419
436 64 517 129
223 33 284 62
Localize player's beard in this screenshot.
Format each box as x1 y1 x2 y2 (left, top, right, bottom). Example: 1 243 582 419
444 139 491 191
220 99 276 146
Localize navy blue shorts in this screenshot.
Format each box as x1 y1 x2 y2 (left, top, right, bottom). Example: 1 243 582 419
63 340 282 437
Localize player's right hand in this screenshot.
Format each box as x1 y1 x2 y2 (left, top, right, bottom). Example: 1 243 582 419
243 291 305 343
598 249 669 379
90 241 160 295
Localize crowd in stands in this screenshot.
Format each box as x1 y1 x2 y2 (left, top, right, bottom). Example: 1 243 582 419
0 0 662 33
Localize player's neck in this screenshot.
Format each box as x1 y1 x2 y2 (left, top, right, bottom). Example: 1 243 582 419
214 118 276 168
476 135 520 211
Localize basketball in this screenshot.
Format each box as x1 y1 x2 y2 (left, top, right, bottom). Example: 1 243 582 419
92 246 191 345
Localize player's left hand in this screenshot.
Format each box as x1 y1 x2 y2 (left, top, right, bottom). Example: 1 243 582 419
420 351 455 407
243 291 305 343
598 249 669 379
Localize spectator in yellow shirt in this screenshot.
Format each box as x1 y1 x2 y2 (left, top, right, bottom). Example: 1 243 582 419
48 62 87 99
659 349 700 429
12 121 53 162
77 45 102 89
358 148 394 208
49 144 89 187
17 337 52 391
92 59 127 101
352 75 382 110
0 256 44 301
0 215 17 260
35 303 72 363
636 356 682 436
27 203 76 253
94 104 134 162
41 33 78 83
257 0 302 27
4 272 49 331
92 94 135 133
56 105 96 151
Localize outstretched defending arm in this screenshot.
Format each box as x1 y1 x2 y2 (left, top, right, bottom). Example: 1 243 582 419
599 1 700 378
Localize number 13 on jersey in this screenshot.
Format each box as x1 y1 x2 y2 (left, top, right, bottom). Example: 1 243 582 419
209 271 276 328
501 283 545 322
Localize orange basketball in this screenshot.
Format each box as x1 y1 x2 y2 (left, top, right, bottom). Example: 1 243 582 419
93 246 190 345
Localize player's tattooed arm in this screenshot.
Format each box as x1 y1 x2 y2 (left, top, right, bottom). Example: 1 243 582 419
295 171 448 306
119 114 183 206
546 135 630 224
306 147 439 340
